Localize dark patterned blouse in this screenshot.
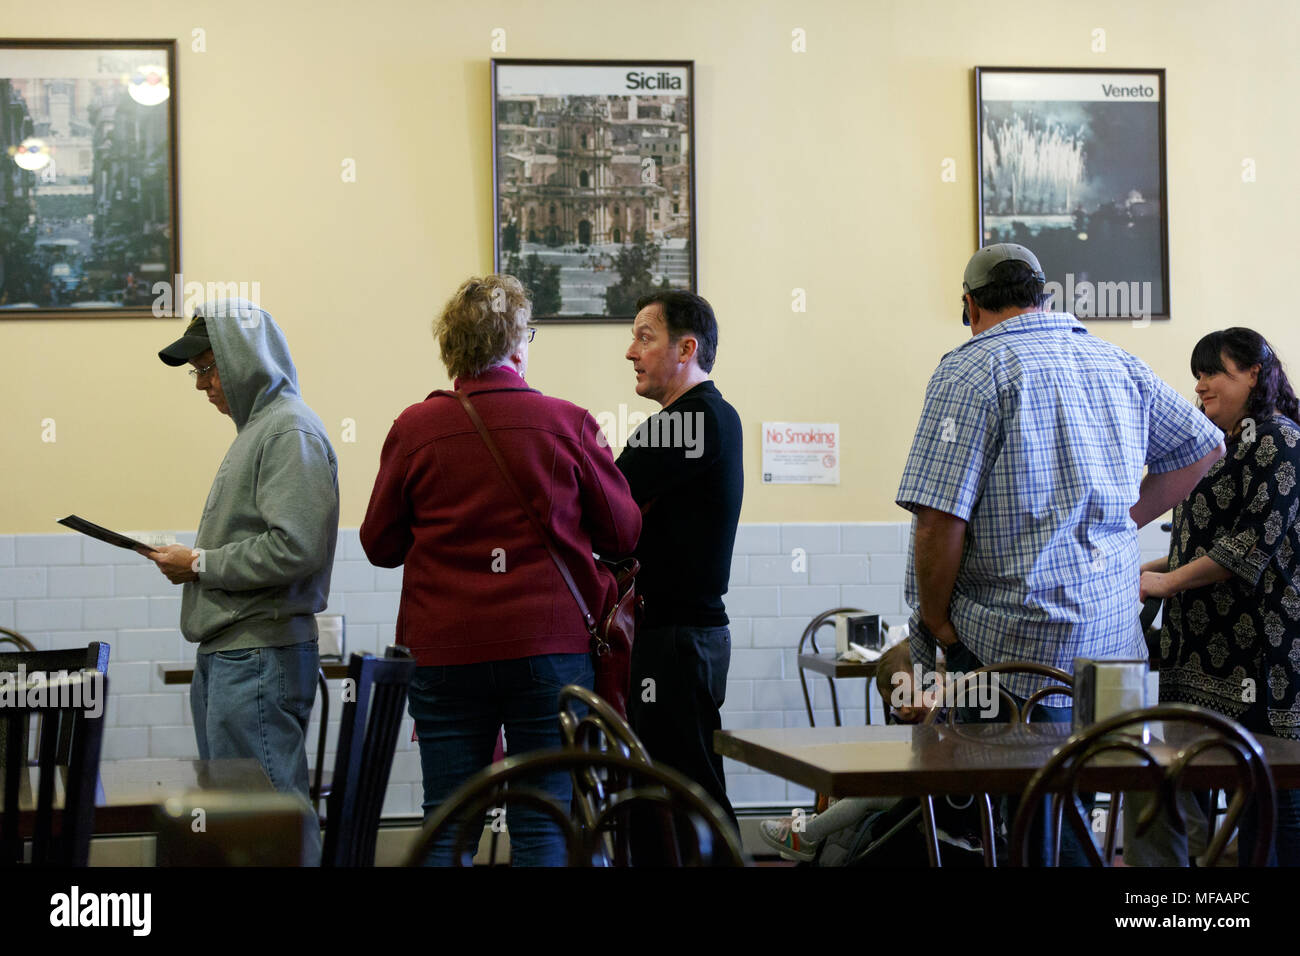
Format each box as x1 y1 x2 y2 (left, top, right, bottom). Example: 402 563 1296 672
1159 412 1300 739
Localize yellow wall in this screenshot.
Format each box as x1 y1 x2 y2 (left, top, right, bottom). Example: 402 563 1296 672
3 0 1297 532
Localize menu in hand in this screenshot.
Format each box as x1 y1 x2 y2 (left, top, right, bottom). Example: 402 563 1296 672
57 515 156 556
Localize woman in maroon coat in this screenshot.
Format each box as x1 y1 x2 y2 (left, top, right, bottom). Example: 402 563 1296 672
361 274 641 865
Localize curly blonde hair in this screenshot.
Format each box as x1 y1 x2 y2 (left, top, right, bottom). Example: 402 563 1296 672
434 275 531 379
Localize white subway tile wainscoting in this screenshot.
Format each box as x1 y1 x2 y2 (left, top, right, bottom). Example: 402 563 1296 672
2 521 1171 816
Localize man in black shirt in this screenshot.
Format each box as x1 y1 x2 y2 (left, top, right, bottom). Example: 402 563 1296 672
617 290 744 843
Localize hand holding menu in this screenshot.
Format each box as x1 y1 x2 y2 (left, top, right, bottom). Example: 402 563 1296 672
58 515 157 556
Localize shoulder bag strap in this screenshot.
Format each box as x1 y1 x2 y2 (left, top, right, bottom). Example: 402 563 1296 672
441 389 598 635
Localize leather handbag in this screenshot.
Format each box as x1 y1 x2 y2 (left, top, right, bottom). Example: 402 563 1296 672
443 389 640 716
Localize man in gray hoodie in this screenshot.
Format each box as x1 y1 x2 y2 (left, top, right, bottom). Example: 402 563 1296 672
149 298 338 865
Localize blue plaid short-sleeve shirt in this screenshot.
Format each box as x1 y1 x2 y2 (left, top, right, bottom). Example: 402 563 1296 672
896 312 1223 698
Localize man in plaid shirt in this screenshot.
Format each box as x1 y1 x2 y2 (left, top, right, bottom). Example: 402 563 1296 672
896 243 1224 863
899 244 1223 699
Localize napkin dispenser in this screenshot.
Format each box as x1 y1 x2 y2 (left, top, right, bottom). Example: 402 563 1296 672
835 613 882 656
1072 658 1148 732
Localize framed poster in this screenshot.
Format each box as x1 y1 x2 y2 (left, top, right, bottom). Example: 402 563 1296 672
975 67 1169 321
491 59 697 321
0 39 178 318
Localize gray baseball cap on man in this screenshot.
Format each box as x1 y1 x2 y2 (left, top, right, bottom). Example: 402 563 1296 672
962 242 1045 293
961 243 1046 326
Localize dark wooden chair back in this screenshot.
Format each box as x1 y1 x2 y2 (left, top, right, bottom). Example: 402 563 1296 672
1010 703 1275 867
558 683 650 763
918 660 1075 867
403 748 746 867
0 643 110 768
320 646 415 867
921 660 1074 727
1 671 107 866
557 683 653 865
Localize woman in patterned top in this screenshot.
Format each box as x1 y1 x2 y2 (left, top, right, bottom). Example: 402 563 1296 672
1139 327 1300 865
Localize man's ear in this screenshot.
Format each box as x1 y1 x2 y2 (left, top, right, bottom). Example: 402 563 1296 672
677 334 698 363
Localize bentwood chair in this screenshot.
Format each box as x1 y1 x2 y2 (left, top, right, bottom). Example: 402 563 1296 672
557 684 654 865
0 628 36 652
403 749 745 867
1009 703 1275 867
795 607 867 727
919 660 1075 867
1 671 107 866
320 646 416 867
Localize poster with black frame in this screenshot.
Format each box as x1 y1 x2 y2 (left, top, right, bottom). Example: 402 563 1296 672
491 59 697 321
975 67 1169 321
0 39 179 318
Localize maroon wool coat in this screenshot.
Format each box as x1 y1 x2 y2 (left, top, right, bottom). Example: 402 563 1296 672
360 365 641 666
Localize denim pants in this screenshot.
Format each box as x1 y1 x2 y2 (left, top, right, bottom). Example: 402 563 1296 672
945 640 1093 866
191 639 321 865
406 652 593 867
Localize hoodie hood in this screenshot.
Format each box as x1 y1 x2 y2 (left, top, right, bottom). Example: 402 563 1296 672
195 297 300 430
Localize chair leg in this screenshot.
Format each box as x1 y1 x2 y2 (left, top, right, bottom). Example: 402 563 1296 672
312 668 329 817
798 665 816 728
827 678 842 727
979 794 997 867
1050 793 1064 867
921 796 943 867
1103 792 1121 865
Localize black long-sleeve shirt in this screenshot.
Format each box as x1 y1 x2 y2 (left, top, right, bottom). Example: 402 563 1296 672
615 381 744 627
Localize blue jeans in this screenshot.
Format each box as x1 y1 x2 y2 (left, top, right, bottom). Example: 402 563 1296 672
406 652 594 867
191 639 321 865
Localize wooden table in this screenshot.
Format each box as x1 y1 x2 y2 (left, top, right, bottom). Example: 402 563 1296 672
158 662 351 685
715 723 1300 798
8 758 275 834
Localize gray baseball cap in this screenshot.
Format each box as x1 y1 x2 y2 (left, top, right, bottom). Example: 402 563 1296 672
962 242 1046 293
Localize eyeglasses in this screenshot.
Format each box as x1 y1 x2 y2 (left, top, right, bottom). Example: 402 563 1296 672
524 327 536 343
188 361 217 379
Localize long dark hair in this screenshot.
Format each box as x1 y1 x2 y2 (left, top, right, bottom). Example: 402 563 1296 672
1190 327 1300 425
